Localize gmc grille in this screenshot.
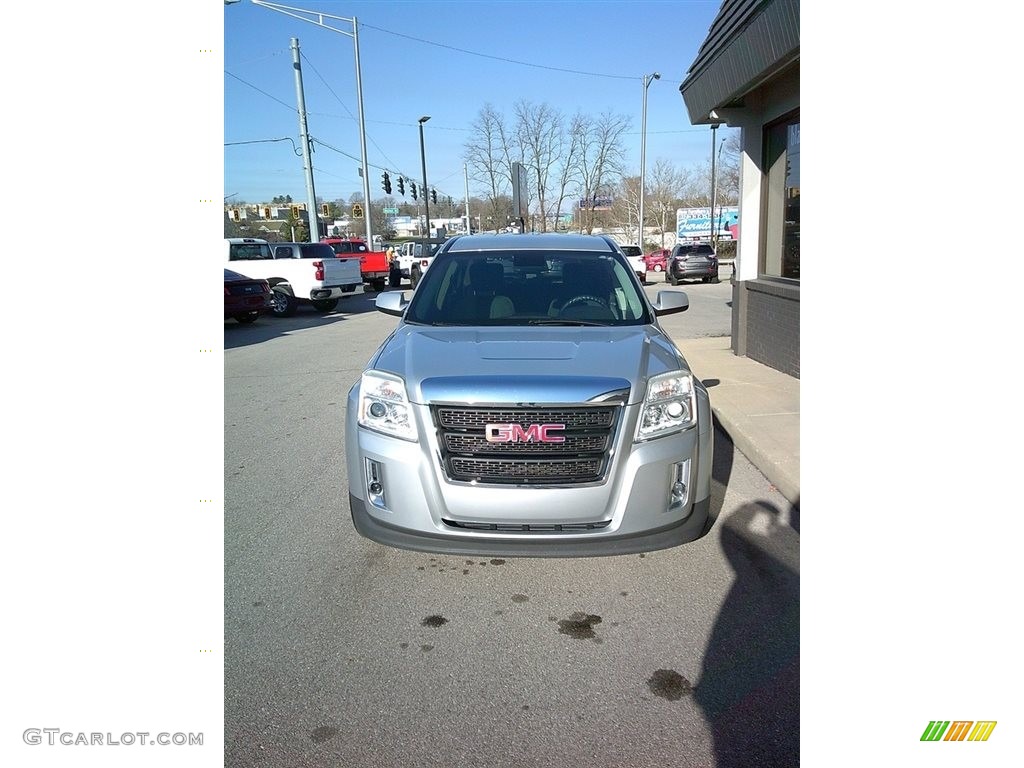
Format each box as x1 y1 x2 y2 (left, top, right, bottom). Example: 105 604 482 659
432 405 619 485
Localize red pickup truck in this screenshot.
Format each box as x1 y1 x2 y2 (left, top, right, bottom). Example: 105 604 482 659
321 238 391 292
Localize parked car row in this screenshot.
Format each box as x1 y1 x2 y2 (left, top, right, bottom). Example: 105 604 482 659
226 237 723 324
614 243 721 285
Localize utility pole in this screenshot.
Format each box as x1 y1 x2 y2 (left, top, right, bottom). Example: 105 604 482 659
464 164 471 234
291 38 319 242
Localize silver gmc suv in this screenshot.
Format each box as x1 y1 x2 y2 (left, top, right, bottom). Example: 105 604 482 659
345 233 714 556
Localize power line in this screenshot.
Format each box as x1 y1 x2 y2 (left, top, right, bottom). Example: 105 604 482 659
360 21 637 80
299 51 410 179
224 70 294 112
224 137 301 155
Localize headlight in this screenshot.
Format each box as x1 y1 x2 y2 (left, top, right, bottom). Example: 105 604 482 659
358 370 418 441
635 371 698 441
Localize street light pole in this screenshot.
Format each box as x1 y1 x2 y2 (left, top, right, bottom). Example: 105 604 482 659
638 72 660 250
709 123 720 245
249 1 374 245
419 116 431 239
712 139 726 247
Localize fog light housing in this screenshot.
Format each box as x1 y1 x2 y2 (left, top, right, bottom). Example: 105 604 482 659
365 458 387 510
669 459 690 511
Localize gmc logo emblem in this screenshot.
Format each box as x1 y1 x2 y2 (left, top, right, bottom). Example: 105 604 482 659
485 423 566 443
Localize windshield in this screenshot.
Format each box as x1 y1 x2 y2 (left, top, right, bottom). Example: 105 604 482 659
621 246 642 257
404 250 651 326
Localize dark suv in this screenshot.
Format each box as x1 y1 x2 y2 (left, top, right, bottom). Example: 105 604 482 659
667 243 718 285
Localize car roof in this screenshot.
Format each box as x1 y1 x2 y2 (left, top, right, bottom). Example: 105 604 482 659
442 233 619 253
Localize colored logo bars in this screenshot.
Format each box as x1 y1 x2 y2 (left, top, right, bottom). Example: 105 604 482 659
920 721 997 742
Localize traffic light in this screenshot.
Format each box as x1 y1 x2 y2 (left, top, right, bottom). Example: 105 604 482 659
263 206 271 219
382 171 392 195
431 188 437 205
397 176 405 196
290 205 300 219
232 209 240 222
322 203 330 217
410 181 418 200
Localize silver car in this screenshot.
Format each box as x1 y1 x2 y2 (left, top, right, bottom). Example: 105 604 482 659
345 233 714 556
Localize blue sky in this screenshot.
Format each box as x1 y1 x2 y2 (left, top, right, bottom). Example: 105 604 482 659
224 0 734 204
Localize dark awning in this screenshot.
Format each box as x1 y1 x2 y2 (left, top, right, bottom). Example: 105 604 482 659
680 0 800 125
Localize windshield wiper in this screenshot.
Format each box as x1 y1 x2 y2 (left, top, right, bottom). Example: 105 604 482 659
526 319 611 327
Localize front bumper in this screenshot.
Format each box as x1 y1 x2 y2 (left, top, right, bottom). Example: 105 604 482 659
350 492 711 557
344 387 714 557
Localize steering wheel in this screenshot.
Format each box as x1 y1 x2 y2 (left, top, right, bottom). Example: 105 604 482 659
562 295 610 312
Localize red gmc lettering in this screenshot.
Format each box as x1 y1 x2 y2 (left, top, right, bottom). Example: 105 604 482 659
485 424 566 443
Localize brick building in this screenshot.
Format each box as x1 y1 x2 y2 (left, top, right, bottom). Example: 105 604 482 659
680 0 800 377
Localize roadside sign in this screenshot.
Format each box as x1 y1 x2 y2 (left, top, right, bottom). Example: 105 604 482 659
352 203 364 219
383 207 399 214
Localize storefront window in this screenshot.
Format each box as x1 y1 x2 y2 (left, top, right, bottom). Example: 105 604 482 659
763 113 800 280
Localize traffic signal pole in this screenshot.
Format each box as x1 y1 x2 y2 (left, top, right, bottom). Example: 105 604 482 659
291 38 319 242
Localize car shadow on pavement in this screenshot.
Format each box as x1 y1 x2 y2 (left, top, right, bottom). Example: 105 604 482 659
224 290 397 350
694 498 800 767
706 423 734 536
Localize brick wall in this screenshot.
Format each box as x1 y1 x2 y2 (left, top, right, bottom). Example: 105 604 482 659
744 279 800 378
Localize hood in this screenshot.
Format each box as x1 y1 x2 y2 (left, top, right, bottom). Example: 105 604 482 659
372 325 687 405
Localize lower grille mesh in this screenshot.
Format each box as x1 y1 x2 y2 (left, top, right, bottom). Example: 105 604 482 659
442 519 612 532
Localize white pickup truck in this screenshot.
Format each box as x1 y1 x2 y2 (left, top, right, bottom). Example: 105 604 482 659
225 238 362 317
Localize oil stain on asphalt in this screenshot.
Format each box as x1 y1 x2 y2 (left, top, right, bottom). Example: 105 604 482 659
647 669 693 701
421 615 448 628
310 726 338 744
557 612 602 640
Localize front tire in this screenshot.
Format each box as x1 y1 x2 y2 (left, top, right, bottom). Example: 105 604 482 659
410 267 421 289
270 286 298 317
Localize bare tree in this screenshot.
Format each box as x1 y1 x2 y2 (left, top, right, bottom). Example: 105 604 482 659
648 158 685 248
717 132 741 204
549 113 583 231
514 100 562 232
609 175 640 243
575 111 631 234
465 104 515 230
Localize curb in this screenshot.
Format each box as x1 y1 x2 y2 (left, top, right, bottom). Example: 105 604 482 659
711 408 799 506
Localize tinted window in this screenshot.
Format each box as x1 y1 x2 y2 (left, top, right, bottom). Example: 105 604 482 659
620 246 642 257
404 250 651 327
327 241 368 255
300 243 336 259
229 242 273 261
674 244 715 257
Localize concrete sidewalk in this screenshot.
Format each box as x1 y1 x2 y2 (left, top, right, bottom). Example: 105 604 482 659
674 336 800 504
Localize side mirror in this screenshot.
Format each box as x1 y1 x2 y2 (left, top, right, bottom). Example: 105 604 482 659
652 290 688 316
376 291 409 317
